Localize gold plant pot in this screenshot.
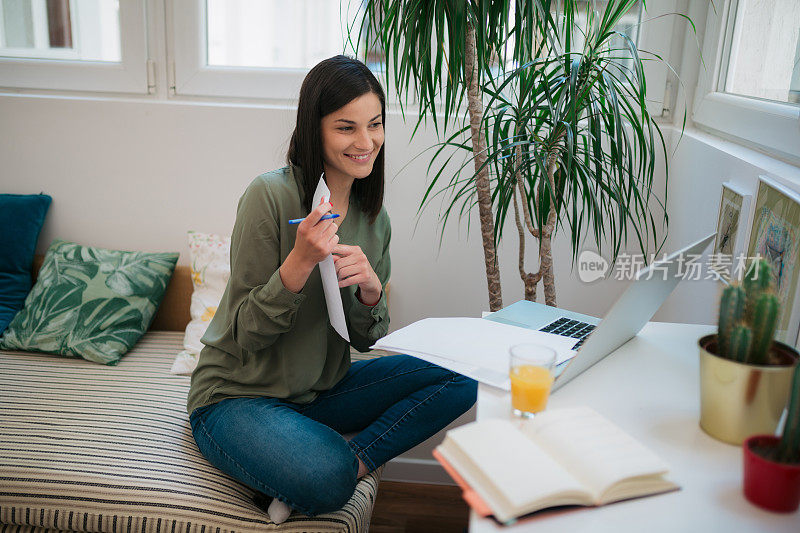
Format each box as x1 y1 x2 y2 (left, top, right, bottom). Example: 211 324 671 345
698 334 798 445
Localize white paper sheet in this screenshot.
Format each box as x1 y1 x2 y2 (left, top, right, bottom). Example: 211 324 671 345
311 174 349 342
371 317 579 389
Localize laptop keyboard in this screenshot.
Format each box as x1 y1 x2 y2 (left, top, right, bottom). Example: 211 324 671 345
539 317 595 350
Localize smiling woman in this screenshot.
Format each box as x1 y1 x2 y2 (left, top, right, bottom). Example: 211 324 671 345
185 55 477 525
322 95 385 198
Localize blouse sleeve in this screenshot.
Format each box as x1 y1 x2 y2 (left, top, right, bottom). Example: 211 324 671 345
223 182 307 353
347 221 391 352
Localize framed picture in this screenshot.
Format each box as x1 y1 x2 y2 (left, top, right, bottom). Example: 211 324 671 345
746 176 800 345
711 182 751 282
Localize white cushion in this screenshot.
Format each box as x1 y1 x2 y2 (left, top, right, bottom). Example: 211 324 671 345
171 231 230 375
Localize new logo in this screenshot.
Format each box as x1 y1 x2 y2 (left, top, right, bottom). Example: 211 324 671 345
578 250 609 283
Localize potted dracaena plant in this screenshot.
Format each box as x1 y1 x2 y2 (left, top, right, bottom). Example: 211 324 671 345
743 364 800 513
352 0 676 311
698 258 799 445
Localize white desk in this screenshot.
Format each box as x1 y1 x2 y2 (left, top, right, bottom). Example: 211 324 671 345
469 322 800 532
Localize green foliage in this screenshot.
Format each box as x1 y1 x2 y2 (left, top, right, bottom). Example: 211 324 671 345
716 258 780 365
354 0 673 265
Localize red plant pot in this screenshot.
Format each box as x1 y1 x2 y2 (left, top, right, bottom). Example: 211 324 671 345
743 435 800 513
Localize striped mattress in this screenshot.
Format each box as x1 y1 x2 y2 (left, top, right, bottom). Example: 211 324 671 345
0 331 382 533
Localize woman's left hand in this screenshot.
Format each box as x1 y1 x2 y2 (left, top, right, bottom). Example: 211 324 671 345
333 244 382 305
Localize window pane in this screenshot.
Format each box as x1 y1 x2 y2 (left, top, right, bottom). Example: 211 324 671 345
493 2 641 88
206 0 369 69
570 1 641 51
568 1 641 76
725 0 800 105
0 0 120 61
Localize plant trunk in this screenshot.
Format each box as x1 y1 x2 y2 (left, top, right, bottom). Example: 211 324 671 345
512 145 541 302
512 187 540 302
540 219 557 306
465 21 502 312
540 134 566 307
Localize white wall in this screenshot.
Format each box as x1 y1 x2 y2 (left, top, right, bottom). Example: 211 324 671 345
655 128 800 326
0 93 642 330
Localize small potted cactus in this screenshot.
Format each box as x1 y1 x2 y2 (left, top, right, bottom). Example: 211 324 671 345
698 258 799 445
743 364 800 512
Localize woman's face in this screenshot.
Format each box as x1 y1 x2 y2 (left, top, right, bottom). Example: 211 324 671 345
320 92 384 182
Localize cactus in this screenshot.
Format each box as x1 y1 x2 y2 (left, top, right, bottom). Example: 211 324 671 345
716 258 780 365
749 293 780 365
718 285 746 356
729 325 752 363
743 259 773 320
777 364 800 463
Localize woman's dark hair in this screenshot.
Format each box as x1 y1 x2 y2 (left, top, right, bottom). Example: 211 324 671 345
288 55 385 223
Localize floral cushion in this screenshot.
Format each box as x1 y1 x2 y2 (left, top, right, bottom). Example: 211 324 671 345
171 231 230 374
0 239 178 365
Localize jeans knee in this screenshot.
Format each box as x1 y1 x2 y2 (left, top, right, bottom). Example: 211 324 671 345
452 375 478 413
295 454 358 514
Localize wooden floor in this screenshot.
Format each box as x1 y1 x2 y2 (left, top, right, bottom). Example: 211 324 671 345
370 481 469 533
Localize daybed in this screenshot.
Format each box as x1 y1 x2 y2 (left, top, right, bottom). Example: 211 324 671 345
0 259 384 533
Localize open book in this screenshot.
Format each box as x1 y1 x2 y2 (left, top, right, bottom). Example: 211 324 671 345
434 407 679 524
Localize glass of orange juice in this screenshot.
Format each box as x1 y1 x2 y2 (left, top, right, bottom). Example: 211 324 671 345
509 343 557 418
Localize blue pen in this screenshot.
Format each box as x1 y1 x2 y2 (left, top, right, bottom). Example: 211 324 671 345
288 213 340 225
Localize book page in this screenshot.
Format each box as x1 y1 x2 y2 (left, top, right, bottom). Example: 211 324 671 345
521 407 671 500
440 418 589 522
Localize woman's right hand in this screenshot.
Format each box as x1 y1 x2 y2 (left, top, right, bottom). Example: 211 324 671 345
292 201 340 267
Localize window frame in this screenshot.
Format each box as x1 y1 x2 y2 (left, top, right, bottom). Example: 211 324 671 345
170 0 358 101
636 0 679 118
692 0 800 164
0 0 148 94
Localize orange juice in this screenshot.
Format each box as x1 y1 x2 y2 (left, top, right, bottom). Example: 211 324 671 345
510 364 554 414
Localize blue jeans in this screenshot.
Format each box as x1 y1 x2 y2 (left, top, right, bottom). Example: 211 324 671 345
189 355 477 515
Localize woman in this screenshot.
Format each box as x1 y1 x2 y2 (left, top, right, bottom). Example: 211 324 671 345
186 55 476 523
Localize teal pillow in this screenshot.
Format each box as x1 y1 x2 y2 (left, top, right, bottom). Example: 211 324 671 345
0 193 52 335
0 239 179 365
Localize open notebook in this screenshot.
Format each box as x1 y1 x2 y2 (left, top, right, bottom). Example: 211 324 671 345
434 407 679 524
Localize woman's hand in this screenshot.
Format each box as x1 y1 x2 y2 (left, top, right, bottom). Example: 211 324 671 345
293 201 340 266
280 201 339 293
333 244 382 305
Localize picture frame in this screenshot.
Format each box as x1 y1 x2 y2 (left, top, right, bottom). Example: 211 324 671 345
746 175 800 346
711 181 751 283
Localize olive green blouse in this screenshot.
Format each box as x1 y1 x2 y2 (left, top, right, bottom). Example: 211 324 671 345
186 165 390 414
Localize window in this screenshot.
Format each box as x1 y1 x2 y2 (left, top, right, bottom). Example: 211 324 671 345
171 0 375 100
723 0 799 105
0 0 146 93
0 0 675 109
206 0 354 70
693 0 800 163
0 0 120 61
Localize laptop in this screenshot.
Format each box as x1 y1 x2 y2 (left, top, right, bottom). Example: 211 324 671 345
485 233 716 391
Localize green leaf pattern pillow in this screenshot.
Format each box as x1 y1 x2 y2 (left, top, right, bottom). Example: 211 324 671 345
0 239 178 365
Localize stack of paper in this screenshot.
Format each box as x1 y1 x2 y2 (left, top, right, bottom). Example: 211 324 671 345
371 317 578 390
